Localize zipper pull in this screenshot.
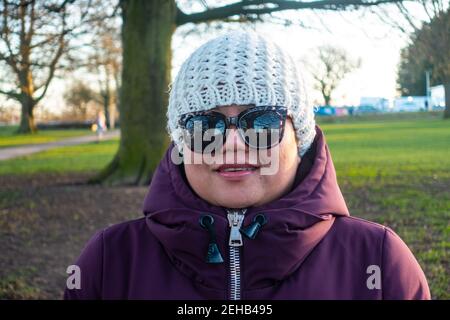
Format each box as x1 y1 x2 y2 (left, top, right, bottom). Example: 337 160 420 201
227 209 246 247
199 214 224 264
241 214 267 239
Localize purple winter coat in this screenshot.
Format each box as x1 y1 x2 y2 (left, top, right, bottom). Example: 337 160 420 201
64 126 430 300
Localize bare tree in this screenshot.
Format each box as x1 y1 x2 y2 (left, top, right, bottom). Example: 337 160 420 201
94 0 407 185
309 45 360 106
64 80 101 120
84 2 121 129
0 0 94 133
414 8 450 118
373 0 449 117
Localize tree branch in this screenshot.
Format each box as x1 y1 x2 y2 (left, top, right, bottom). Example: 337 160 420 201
0 87 21 100
24 0 36 46
44 0 75 13
176 0 407 26
35 9 67 102
1 0 21 75
395 2 420 31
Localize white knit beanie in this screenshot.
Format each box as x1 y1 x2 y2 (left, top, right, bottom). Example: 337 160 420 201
167 30 316 156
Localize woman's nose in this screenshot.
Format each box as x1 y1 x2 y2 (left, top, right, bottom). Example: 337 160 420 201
223 126 247 153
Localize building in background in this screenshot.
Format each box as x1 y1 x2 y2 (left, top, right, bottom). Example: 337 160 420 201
393 96 428 112
359 97 391 111
314 91 444 116
430 85 445 110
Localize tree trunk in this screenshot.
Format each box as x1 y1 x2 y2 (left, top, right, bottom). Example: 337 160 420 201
18 94 37 134
102 90 111 128
109 100 116 129
111 68 121 130
92 0 176 185
17 66 38 133
444 81 450 119
323 92 331 106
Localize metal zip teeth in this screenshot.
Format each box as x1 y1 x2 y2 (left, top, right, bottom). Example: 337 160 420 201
229 246 241 300
227 208 246 300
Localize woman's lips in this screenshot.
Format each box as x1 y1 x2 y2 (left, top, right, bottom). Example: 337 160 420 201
214 164 259 181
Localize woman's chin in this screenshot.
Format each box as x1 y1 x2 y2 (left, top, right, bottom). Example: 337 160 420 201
214 193 260 209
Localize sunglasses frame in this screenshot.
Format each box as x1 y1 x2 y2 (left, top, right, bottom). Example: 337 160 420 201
179 106 288 152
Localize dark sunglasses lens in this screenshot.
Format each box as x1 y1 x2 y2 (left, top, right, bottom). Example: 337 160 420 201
240 110 285 148
183 115 225 153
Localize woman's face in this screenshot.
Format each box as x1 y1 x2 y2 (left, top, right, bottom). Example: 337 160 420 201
183 105 301 208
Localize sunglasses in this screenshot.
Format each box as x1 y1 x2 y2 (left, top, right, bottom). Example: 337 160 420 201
179 106 288 153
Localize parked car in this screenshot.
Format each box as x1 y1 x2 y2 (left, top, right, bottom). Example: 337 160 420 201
314 106 336 116
353 105 381 115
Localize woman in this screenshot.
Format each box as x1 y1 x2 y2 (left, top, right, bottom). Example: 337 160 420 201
65 31 430 300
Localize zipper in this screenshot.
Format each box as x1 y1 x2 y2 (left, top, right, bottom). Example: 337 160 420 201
226 208 247 300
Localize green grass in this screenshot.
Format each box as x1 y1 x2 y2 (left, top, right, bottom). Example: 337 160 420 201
0 138 119 175
0 125 93 148
316 110 445 124
1 112 449 298
318 112 450 299
0 267 42 299
319 113 450 183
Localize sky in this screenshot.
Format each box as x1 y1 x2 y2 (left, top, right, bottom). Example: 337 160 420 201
2 1 434 116
170 1 429 107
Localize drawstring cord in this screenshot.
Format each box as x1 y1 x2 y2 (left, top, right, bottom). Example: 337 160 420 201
199 213 267 263
240 214 267 240
199 215 224 264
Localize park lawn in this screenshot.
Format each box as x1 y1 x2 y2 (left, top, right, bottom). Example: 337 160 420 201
318 112 450 299
0 112 449 298
0 125 93 148
0 138 119 175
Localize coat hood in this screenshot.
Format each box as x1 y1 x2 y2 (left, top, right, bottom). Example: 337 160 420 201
143 125 349 290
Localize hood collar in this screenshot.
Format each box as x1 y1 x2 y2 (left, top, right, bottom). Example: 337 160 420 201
143 125 349 290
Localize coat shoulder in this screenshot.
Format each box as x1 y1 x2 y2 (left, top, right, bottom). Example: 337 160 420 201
332 215 388 241
103 216 148 235
102 216 157 248
329 215 430 299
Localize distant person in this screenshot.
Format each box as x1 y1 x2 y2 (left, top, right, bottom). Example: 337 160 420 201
94 111 107 142
66 31 430 300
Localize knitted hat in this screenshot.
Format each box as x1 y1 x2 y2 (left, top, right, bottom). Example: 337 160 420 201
167 30 316 156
